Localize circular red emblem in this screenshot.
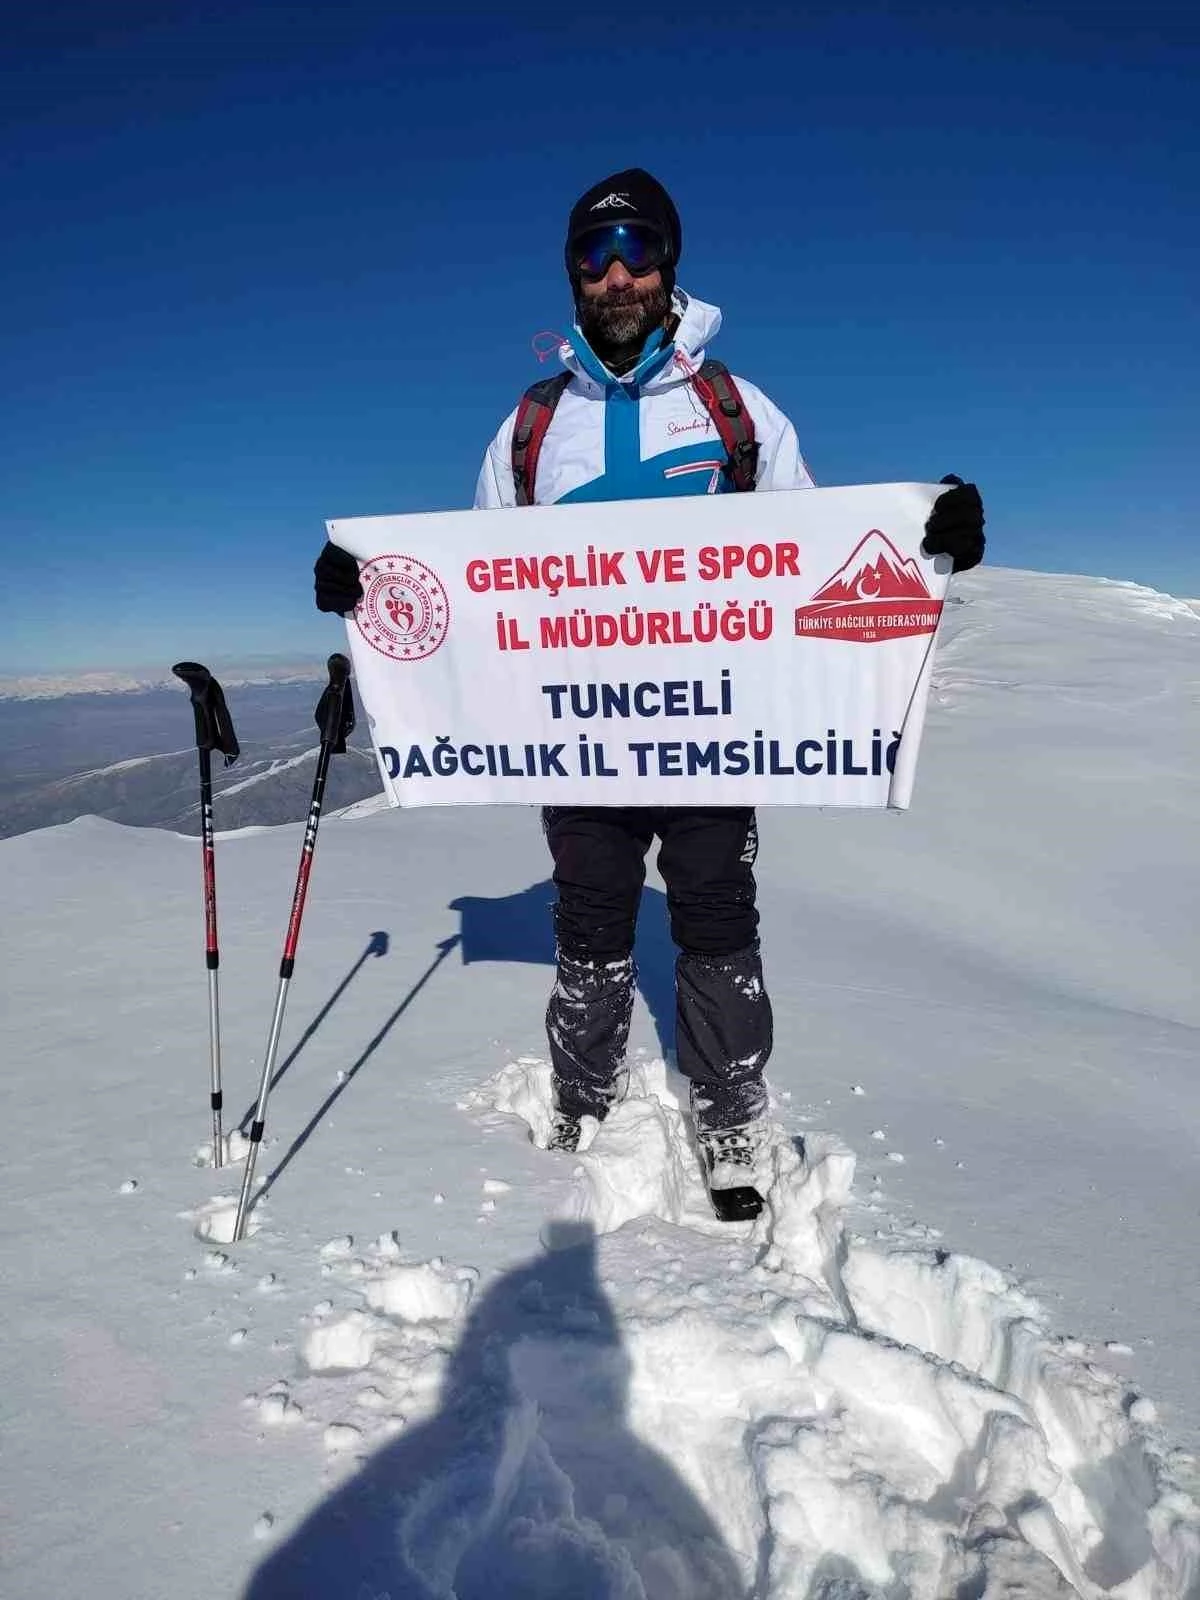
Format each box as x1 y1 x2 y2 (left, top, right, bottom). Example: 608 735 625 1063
355 554 450 662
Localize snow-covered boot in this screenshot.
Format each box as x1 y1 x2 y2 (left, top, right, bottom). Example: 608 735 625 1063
676 943 772 1132
546 950 635 1124
546 1110 583 1152
698 1122 766 1221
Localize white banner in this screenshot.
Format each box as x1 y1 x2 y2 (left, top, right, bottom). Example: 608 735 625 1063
328 484 951 809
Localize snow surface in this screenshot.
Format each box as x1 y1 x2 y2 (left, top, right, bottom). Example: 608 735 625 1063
1 566 1198 1599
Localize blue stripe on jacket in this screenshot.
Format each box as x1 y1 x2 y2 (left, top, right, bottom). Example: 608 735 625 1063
556 329 732 505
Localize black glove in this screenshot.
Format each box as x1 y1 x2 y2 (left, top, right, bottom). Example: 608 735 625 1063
314 541 363 614
922 475 985 573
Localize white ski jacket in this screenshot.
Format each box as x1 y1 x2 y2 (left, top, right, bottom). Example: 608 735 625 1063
474 291 814 509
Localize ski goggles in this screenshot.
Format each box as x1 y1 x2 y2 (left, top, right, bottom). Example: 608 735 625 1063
572 221 671 281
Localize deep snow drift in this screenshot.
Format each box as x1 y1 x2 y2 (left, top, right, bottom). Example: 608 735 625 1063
1 566 1197 1599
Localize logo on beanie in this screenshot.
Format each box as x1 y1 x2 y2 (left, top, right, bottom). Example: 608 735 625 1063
356 554 450 662
590 192 635 211
794 531 942 643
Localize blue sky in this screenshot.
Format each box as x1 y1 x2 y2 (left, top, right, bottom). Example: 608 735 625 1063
2 0 1196 671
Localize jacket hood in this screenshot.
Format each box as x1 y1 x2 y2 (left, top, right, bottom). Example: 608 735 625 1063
559 290 722 392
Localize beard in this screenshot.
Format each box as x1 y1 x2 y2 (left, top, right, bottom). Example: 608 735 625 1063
577 279 672 368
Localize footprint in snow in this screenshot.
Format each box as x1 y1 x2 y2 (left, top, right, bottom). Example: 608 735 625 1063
258 1391 302 1427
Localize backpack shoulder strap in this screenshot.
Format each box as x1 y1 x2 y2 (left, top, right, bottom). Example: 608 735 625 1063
693 358 759 493
511 372 571 506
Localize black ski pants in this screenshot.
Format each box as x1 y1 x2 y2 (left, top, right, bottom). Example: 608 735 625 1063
543 806 772 1132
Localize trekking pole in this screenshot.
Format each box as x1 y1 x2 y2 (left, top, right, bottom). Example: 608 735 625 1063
233 654 356 1241
172 662 241 1167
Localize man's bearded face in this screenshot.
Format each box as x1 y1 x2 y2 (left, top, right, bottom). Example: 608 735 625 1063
577 272 670 356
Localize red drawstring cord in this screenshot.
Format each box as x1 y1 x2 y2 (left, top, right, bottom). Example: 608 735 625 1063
673 346 716 408
531 330 569 364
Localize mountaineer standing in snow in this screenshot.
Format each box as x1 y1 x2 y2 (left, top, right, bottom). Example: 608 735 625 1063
314 168 985 1216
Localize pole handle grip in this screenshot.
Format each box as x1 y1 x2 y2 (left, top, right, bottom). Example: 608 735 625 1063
172 661 240 764
315 654 356 752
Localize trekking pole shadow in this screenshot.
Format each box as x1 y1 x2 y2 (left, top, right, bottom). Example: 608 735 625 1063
237 931 390 1135
250 934 460 1214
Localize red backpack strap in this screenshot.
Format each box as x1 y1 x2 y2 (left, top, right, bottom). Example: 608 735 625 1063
693 358 759 492
511 372 571 506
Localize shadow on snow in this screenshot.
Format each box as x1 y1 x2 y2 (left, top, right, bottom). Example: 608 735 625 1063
242 1223 745 1599
451 877 677 1056
237 930 391 1135
249 880 678 1216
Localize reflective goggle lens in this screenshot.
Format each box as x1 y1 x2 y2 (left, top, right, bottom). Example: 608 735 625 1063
575 222 668 280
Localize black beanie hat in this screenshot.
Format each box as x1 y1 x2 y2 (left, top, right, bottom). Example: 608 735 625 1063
565 167 682 294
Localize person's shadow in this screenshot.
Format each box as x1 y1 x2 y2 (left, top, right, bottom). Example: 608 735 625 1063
450 879 677 1059
242 1224 747 1598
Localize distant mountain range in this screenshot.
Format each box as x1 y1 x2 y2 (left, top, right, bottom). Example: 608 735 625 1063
0 673 384 838
0 661 327 701
6 591 1197 840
